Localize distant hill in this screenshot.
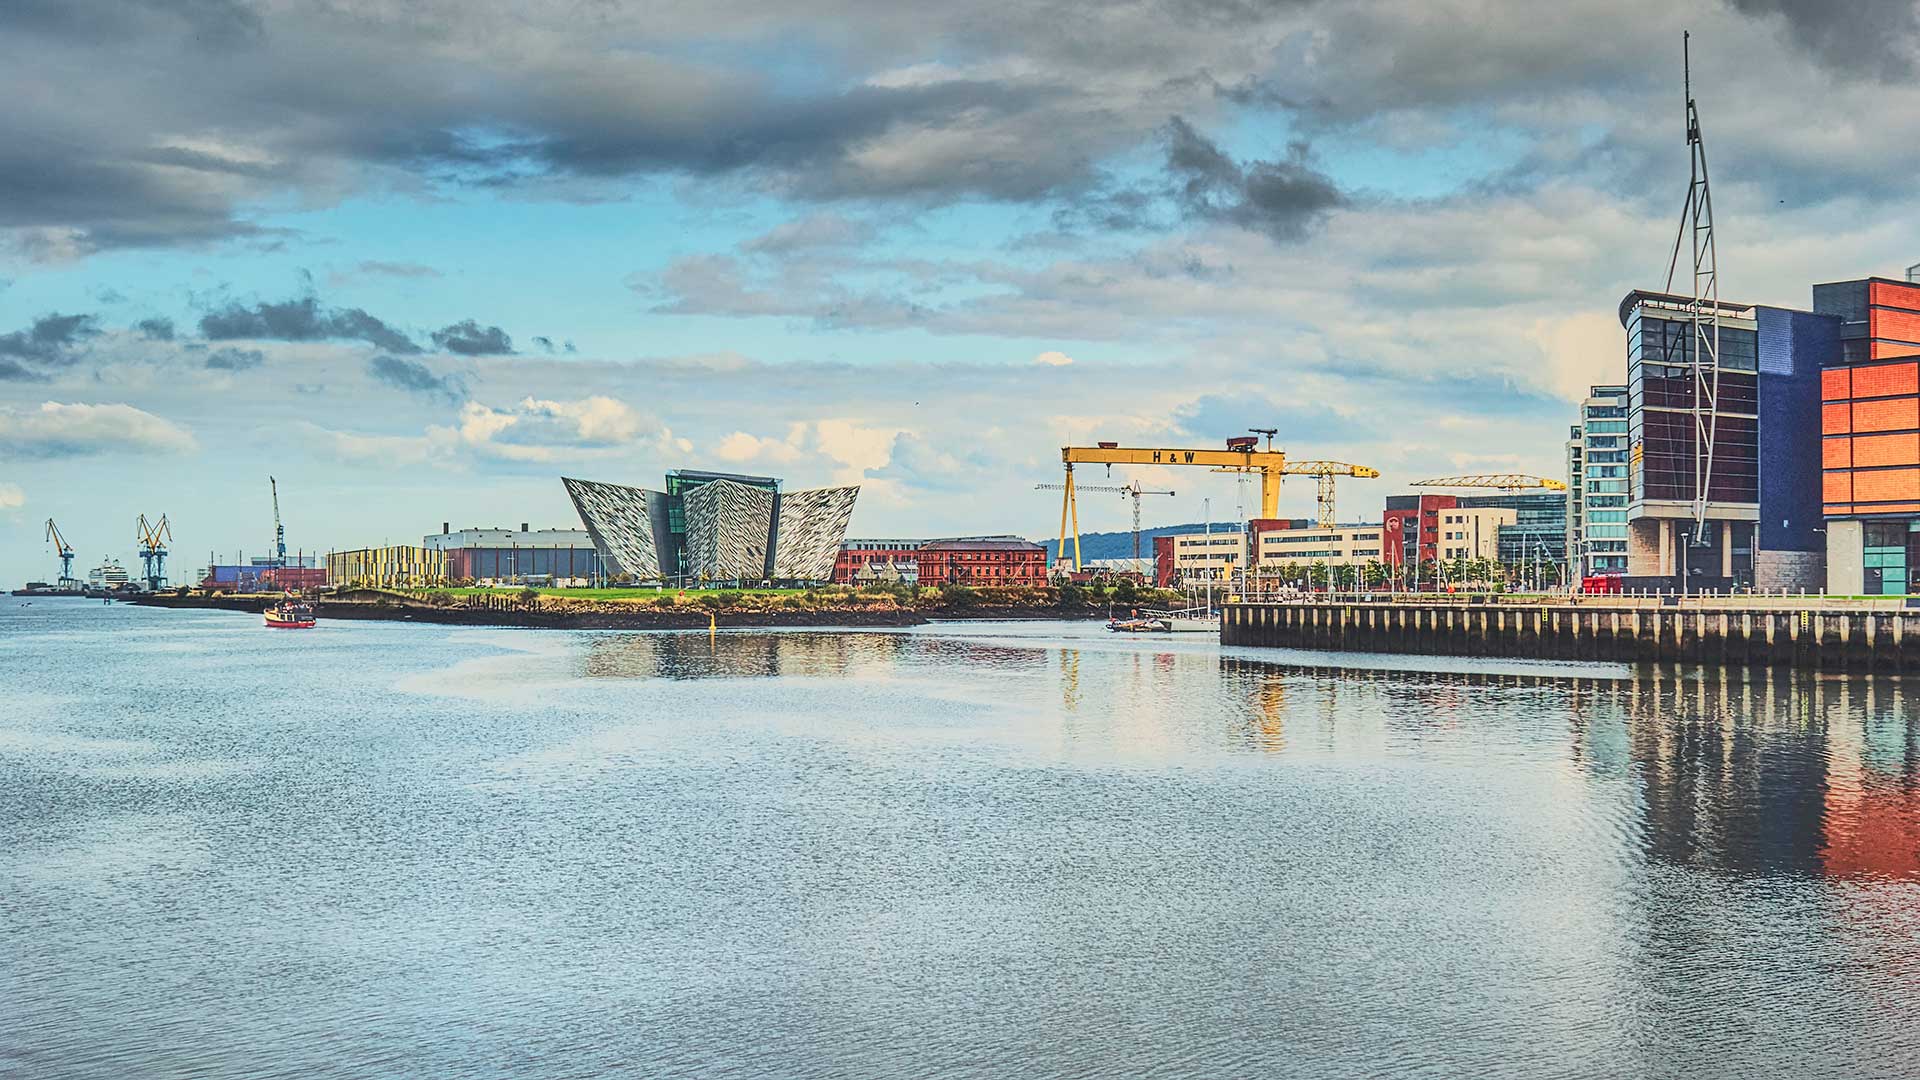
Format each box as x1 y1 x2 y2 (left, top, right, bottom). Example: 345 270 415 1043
1039 522 1227 563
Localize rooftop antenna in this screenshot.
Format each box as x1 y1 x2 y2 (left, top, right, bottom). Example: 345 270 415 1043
1663 30 1720 547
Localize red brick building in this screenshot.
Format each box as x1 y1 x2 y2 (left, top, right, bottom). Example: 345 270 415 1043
1382 494 1457 566
916 538 1047 586
831 539 923 584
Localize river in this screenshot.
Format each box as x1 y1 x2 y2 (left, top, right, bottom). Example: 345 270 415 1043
3 597 1916 1078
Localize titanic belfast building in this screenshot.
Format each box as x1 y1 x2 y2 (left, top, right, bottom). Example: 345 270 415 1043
563 470 858 584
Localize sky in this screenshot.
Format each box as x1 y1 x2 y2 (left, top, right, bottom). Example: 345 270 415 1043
5 0 1920 580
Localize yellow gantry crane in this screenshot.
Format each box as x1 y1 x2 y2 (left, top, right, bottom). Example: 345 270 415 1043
1054 436 1379 570
1411 474 1568 493
1056 438 1285 571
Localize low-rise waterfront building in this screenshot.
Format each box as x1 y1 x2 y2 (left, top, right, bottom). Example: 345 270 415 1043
1249 519 1382 567
326 546 448 588
423 523 598 584
916 537 1047 586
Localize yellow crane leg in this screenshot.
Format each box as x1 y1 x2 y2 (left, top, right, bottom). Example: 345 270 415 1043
1069 471 1082 570
1259 468 1282 519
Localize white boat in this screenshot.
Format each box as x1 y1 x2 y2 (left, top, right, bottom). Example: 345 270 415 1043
87 559 130 589
1147 605 1219 633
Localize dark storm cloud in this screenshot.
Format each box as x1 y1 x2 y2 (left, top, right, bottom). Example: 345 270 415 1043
198 296 420 353
0 312 101 379
1725 0 1919 78
429 320 514 355
204 346 264 371
1 0 264 47
367 354 465 402
135 316 175 341
1161 117 1343 241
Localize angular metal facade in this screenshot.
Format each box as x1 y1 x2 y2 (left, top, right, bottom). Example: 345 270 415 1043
562 477 665 580
773 486 860 581
682 478 775 581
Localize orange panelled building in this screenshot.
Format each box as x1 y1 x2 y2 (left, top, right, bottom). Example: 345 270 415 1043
1814 277 1920 593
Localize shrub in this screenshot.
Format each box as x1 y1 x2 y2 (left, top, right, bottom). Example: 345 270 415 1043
518 586 541 606
939 584 980 608
1058 583 1088 607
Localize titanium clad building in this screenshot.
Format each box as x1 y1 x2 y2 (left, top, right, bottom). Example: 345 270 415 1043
564 471 859 584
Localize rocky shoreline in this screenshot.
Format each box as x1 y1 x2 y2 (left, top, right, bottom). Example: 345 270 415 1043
129 591 1110 629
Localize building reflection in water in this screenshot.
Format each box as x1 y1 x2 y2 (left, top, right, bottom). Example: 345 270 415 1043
580 631 910 681
1221 658 1919 881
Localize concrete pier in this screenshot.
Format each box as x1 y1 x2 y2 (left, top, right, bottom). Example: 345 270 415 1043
1221 600 1920 671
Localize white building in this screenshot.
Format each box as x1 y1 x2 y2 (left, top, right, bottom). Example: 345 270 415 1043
1435 507 1516 561
1167 531 1245 580
1250 522 1384 567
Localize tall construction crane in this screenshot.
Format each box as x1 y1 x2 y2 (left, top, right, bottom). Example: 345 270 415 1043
135 513 172 591
270 476 287 569
1412 474 1569 493
1278 462 1380 529
1056 439 1287 571
44 519 77 588
1034 481 1175 561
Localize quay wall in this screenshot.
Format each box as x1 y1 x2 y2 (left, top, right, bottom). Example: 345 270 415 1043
1221 601 1920 672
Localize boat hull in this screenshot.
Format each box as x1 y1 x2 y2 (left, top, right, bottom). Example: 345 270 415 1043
263 617 316 629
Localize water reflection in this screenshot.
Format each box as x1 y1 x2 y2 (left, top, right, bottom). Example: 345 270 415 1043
580 630 909 680
1223 658 1920 880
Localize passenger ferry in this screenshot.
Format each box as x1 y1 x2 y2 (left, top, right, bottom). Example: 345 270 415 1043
263 600 317 629
88 558 130 589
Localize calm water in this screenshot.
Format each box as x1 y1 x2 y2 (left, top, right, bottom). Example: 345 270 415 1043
3 598 1917 1079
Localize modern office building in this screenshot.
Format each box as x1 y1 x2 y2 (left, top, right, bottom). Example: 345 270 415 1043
1248 519 1383 567
1618 291 1828 590
1163 530 1245 581
1568 384 1630 578
1814 276 1920 594
1433 506 1515 561
422 524 599 584
563 471 858 584
1382 494 1455 567
325 546 448 588
1458 492 1568 568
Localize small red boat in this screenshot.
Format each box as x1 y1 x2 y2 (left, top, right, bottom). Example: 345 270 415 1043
263 600 316 629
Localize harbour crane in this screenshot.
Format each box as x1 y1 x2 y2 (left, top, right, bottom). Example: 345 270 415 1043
1245 461 1381 529
1056 439 1288 571
1411 474 1569 494
1033 481 1175 562
44 519 77 588
135 513 172 591
270 476 286 569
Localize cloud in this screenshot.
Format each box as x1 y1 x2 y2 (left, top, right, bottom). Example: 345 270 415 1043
199 296 419 353
0 313 101 379
742 214 878 254
1726 0 1920 79
429 319 514 355
0 481 23 509
367 354 466 402
134 316 175 341
307 393 688 467
204 346 264 371
1033 350 1074 366
1161 117 1344 242
352 260 439 279
0 401 196 458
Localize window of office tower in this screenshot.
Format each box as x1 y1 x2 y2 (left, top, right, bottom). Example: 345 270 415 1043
1627 308 1760 505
